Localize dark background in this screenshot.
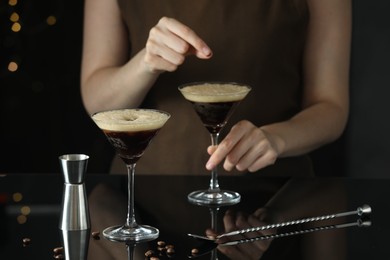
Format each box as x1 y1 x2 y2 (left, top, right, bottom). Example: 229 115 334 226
0 0 389 177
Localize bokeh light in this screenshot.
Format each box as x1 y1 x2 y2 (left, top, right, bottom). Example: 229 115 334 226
8 61 19 72
11 22 21 32
8 0 17 6
21 206 31 215
17 215 27 224
12 192 23 202
10 12 19 22
46 15 57 26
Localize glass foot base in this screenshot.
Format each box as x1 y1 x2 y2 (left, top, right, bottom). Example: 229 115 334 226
188 189 241 206
102 224 159 242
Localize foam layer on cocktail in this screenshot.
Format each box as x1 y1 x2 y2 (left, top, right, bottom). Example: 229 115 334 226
179 83 251 103
92 109 170 132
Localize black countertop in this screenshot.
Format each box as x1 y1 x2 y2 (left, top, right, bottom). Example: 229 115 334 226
0 173 388 259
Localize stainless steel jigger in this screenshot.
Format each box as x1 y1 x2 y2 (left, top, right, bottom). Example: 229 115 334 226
59 154 90 260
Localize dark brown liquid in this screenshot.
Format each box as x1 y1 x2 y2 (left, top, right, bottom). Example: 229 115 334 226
103 129 160 164
190 101 239 134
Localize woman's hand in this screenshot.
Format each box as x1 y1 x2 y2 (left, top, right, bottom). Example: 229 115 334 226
144 17 212 74
206 209 275 260
206 120 281 173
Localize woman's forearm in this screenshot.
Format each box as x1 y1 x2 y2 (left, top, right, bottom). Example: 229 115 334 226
205 98 348 173
261 99 349 158
81 49 159 115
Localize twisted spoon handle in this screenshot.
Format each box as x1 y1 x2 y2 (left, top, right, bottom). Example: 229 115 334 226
222 219 371 246
219 204 371 239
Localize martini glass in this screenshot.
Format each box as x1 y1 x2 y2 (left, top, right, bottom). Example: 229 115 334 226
92 109 170 242
179 82 251 206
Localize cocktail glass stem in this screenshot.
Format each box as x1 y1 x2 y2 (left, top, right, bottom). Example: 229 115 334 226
187 130 240 206
126 243 135 260
209 207 219 260
209 207 219 231
209 133 221 192
102 161 159 242
126 163 137 228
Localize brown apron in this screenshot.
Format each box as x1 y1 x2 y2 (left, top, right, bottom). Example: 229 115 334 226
111 0 313 177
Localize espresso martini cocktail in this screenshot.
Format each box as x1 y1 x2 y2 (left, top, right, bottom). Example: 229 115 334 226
179 83 251 134
93 109 169 165
179 82 251 206
92 109 170 242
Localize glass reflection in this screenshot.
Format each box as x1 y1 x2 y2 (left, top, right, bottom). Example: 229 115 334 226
86 176 360 260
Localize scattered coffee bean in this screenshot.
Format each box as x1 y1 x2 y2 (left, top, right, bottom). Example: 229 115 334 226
92 231 100 240
157 240 166 247
53 254 64 259
22 238 31 247
145 249 155 257
166 247 175 254
165 244 174 249
53 247 64 254
144 239 176 259
191 248 199 255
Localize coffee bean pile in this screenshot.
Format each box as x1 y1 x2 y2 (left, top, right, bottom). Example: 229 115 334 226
144 240 176 259
21 230 102 259
21 231 204 259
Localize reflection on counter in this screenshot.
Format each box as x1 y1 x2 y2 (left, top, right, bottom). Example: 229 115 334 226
0 174 386 259
87 175 368 260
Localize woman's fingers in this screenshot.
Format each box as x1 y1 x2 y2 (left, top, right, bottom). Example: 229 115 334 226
144 17 212 73
225 122 277 172
160 17 212 58
206 121 247 171
206 120 279 173
233 138 278 172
